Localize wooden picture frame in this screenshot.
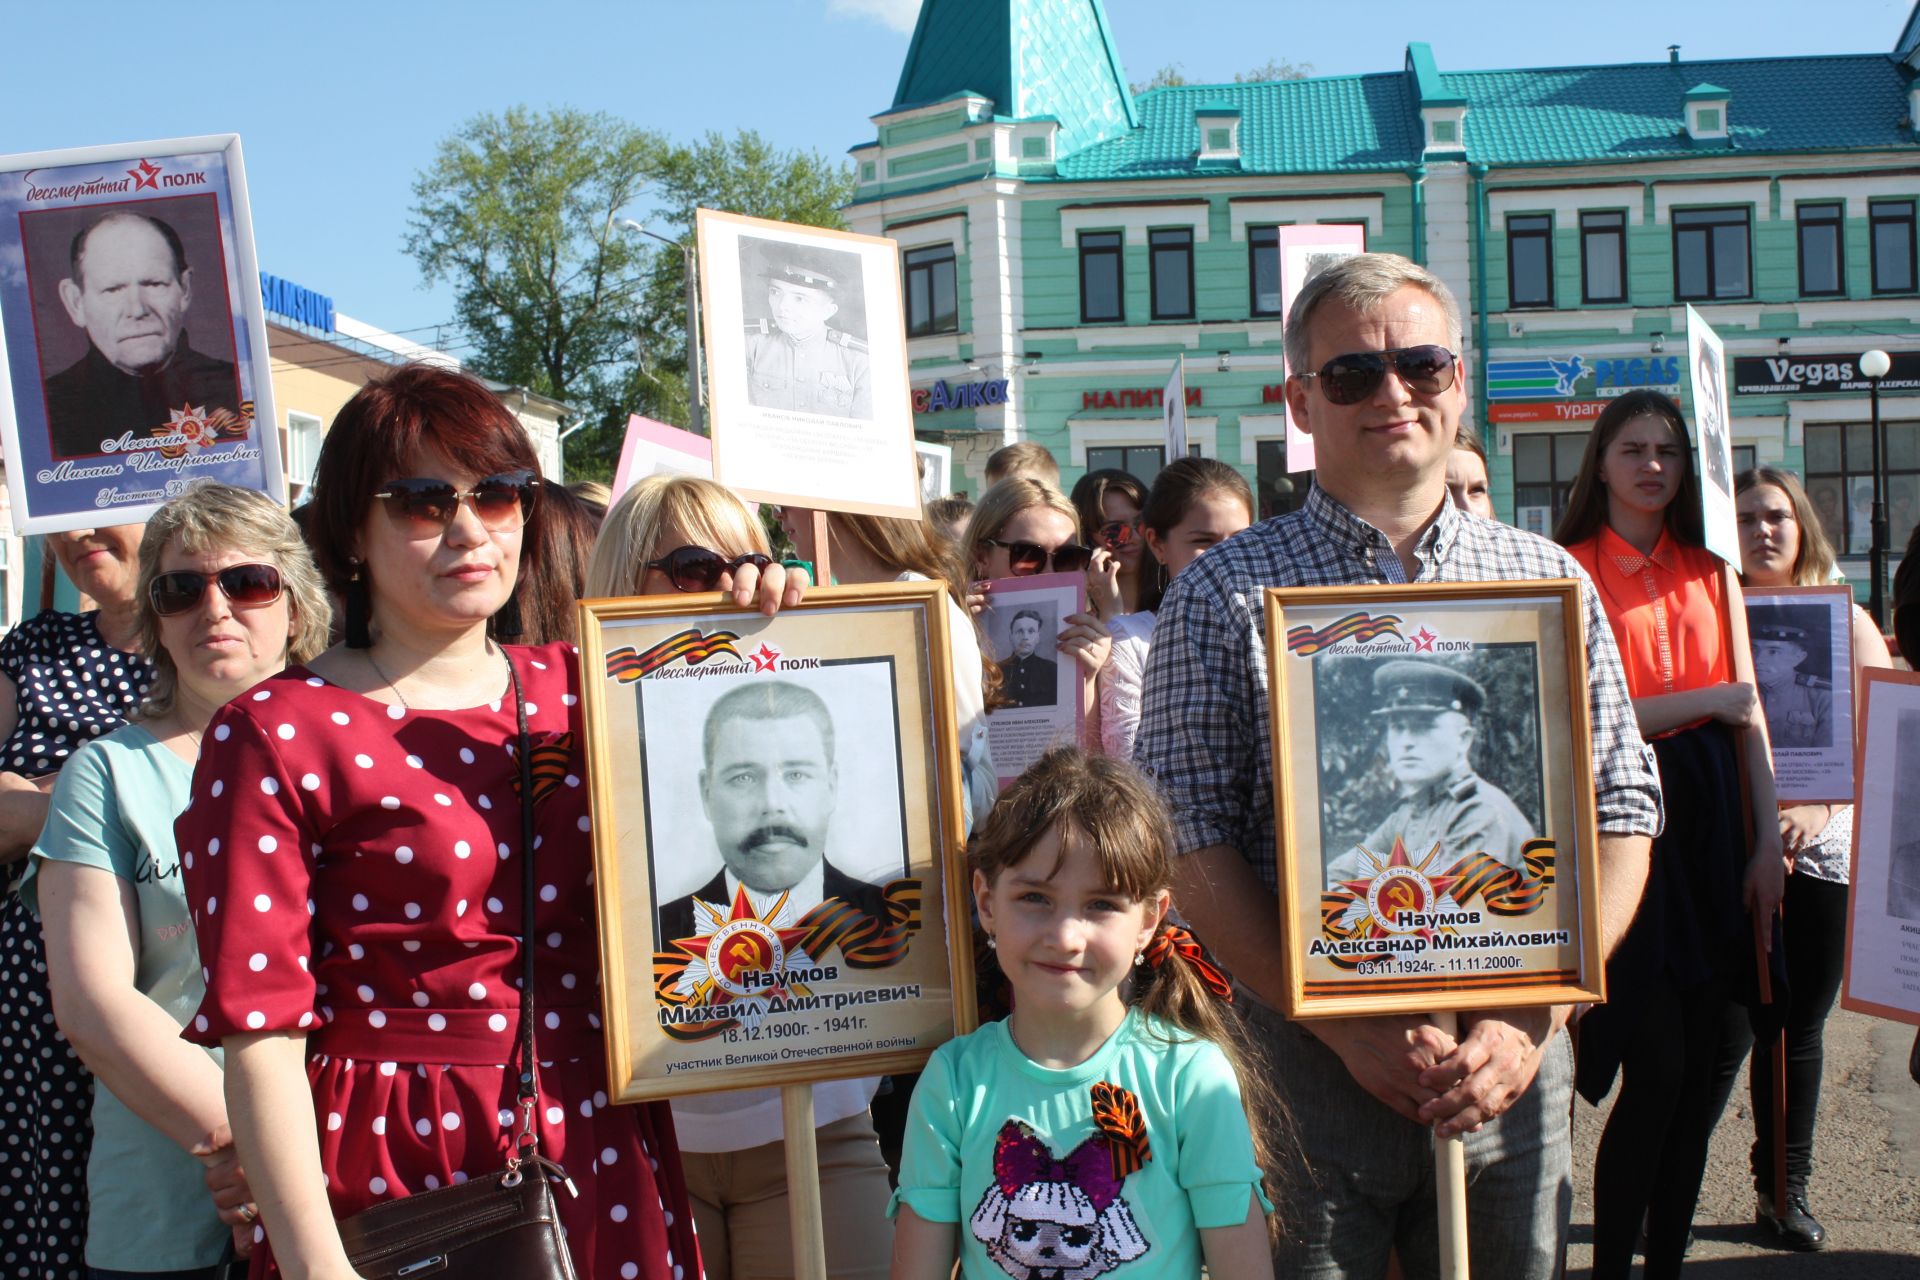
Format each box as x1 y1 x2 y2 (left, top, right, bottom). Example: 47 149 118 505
1842 668 1920 1027
1264 581 1605 1018
695 207 921 519
578 580 975 1102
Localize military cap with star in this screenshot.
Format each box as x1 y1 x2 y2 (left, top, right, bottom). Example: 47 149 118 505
1750 621 1809 646
759 243 843 295
1370 659 1486 716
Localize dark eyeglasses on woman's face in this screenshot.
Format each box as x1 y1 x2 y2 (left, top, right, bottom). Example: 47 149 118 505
373 470 540 539
1096 520 1140 550
149 563 285 617
1295 344 1458 406
983 538 1095 576
645 545 773 593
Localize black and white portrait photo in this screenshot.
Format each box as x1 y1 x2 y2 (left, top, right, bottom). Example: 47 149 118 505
638 668 908 943
1888 709 1920 922
1696 341 1731 499
1749 603 1835 750
1311 648 1544 888
738 233 871 421
988 603 1059 709
23 197 243 460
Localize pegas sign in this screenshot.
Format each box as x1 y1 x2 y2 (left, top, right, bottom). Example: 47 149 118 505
913 377 1008 413
1488 354 1680 403
1732 352 1920 395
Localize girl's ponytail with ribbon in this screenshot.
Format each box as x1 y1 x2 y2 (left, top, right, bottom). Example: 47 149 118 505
1142 923 1234 1002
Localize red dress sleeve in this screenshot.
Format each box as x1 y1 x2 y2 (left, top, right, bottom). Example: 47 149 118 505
177 686 320 1044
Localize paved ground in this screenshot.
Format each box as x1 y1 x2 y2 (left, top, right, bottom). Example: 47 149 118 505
1565 1007 1920 1277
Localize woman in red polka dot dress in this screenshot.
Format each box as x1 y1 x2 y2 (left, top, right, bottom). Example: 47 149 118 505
176 366 797 1279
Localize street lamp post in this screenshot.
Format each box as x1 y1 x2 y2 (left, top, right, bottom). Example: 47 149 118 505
619 220 705 436
1862 348 1892 627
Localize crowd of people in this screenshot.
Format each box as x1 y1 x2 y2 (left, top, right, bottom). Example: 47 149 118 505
0 250 1913 1280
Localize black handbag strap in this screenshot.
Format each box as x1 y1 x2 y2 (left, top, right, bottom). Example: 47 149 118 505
507 654 542 1172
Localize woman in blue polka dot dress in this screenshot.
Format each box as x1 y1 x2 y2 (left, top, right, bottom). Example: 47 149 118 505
0 524 155 1279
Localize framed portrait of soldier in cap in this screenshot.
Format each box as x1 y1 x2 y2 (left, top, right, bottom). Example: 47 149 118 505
0 135 282 533
1745 585 1855 803
695 208 921 520
1263 580 1605 1018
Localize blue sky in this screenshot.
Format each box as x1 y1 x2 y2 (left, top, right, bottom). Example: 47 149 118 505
2 0 1911 350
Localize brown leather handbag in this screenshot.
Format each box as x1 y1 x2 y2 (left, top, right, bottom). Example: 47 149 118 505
338 662 578 1280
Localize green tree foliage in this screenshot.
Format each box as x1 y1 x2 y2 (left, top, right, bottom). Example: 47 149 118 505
1129 58 1312 95
406 111 856 481
405 108 666 480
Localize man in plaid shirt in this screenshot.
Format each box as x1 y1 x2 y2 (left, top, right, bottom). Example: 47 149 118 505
1136 253 1661 1279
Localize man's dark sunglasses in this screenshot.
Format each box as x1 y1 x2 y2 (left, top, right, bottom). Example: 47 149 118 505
373 469 540 537
1296 344 1458 406
984 538 1095 576
150 563 285 616
646 545 773 593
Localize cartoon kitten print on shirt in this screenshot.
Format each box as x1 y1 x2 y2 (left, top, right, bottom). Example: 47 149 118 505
969 1083 1153 1280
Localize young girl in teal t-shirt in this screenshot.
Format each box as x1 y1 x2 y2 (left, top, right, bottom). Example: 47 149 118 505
889 749 1278 1280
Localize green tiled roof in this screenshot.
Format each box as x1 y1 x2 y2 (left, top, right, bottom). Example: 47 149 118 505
1056 74 1424 178
890 0 1136 155
1440 55 1915 165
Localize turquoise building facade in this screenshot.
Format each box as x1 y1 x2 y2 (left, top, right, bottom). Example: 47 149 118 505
846 0 1920 583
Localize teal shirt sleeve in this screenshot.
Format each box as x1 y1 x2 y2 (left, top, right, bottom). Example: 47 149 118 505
20 738 129 916
1175 1039 1275 1228
889 1040 964 1224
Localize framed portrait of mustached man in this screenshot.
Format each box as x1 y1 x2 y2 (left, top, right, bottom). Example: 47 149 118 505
578 579 975 1102
1263 581 1606 1018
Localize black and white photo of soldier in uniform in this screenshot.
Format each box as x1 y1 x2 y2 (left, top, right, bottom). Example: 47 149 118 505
738 237 871 420
656 679 891 942
1316 654 1543 888
997 607 1059 709
1888 710 1920 921
1749 606 1834 750
1695 341 1731 499
35 205 242 459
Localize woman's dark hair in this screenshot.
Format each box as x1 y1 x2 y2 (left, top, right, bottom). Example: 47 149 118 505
1069 468 1148 547
1552 390 1704 549
1454 419 1489 464
1894 520 1920 662
306 364 539 599
508 483 601 646
1135 459 1254 612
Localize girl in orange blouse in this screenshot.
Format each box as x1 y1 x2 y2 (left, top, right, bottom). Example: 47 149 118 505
1555 390 1784 1280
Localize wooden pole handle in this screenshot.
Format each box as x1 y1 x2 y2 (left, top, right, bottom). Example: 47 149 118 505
1432 1010 1470 1279
782 1083 828 1280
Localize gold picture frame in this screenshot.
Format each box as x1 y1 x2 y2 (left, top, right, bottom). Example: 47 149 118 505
1264 581 1606 1018
578 581 975 1102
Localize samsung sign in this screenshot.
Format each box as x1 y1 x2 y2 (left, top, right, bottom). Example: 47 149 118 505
260 273 335 333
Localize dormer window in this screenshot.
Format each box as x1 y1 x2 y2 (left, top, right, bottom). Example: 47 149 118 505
1196 106 1241 162
1421 105 1467 155
1685 84 1730 141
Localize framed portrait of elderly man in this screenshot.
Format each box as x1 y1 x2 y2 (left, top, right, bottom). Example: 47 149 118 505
578 579 975 1102
1745 585 1855 804
1842 669 1920 1025
1264 581 1606 1018
0 135 282 533
694 208 921 520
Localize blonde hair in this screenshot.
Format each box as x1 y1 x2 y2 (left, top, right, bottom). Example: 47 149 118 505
584 474 770 597
983 441 1059 488
1736 466 1839 587
959 477 1080 578
135 483 331 718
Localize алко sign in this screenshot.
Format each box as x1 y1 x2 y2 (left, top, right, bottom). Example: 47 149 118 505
912 377 1008 413
1733 351 1920 396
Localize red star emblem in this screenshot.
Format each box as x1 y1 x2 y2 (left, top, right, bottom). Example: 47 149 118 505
1336 837 1463 943
127 158 161 190
672 886 812 1006
749 643 780 672
1411 627 1438 652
